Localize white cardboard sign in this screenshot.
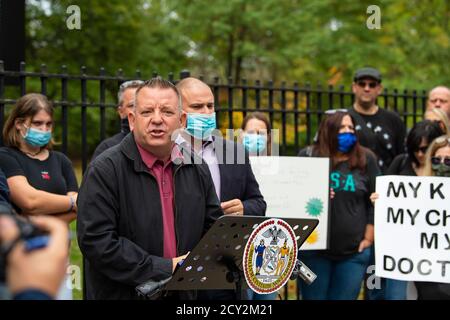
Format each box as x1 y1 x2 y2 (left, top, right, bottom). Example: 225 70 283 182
375 175 450 283
250 156 330 250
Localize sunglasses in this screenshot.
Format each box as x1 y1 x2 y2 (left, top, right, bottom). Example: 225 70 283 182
431 156 450 167
325 109 348 115
357 81 378 89
416 146 428 154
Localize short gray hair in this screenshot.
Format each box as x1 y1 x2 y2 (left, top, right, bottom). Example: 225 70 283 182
134 77 182 113
118 80 144 106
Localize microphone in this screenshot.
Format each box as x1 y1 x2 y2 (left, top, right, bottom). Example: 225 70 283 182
290 259 317 285
136 277 172 299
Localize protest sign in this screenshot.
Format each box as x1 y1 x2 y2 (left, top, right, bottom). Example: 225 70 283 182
250 156 330 250
375 175 450 283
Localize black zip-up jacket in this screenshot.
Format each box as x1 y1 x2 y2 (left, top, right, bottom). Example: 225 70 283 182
77 133 223 300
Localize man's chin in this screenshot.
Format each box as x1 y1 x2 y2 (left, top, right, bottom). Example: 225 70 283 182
359 99 375 109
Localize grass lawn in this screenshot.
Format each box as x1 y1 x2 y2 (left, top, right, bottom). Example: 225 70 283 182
70 161 83 300
69 220 83 300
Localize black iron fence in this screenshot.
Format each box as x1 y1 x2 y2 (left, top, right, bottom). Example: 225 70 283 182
0 61 428 173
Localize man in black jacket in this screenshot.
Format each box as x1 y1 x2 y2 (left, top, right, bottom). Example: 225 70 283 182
176 78 266 300
92 80 144 160
77 78 223 300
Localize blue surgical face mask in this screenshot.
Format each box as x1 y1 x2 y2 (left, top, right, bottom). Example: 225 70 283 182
23 125 52 147
243 133 267 154
337 132 357 153
186 113 216 140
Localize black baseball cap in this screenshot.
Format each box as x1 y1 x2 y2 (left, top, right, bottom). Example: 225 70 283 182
353 67 382 83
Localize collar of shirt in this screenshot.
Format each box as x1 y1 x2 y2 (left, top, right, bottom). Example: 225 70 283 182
136 142 184 169
175 131 215 156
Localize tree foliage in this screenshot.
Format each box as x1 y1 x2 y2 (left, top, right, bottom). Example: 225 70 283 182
15 0 450 156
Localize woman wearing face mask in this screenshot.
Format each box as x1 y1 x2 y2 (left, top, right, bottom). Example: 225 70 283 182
297 110 380 300
413 134 450 300
369 120 444 300
0 93 78 224
240 112 279 300
388 120 444 177
241 112 271 156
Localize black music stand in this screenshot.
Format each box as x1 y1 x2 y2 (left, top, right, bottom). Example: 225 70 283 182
165 215 318 299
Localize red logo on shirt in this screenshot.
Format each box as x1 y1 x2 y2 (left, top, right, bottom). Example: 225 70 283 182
41 171 51 180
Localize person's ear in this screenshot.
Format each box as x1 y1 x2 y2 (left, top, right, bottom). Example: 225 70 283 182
376 83 383 95
180 111 187 128
14 118 26 132
351 82 357 94
128 110 135 131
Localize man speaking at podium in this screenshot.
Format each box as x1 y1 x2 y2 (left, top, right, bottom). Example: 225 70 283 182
77 78 223 299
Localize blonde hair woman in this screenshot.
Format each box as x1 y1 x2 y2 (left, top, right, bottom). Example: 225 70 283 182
423 134 450 177
424 108 449 134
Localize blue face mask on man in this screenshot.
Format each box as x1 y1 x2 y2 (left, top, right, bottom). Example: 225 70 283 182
337 132 357 153
186 113 216 140
243 133 267 154
23 125 52 147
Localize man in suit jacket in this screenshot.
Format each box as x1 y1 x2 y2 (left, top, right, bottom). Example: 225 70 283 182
176 77 266 217
175 78 266 300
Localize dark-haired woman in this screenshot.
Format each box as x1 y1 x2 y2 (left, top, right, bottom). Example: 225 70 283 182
370 120 444 300
240 112 272 156
388 120 444 178
240 112 279 300
298 110 380 300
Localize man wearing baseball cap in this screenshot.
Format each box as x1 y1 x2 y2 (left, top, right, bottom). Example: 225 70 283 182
348 67 406 173
348 67 407 301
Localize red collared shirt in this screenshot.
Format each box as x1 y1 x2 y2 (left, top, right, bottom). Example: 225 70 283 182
136 143 179 258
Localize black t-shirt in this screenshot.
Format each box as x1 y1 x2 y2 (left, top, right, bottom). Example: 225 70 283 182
0 147 78 212
349 107 406 173
0 168 11 213
298 148 380 258
386 154 416 176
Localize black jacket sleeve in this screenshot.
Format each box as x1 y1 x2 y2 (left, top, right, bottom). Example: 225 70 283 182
242 152 267 216
76 161 173 287
91 140 112 161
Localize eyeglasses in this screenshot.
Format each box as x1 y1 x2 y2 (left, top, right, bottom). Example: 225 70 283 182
431 156 450 167
357 80 378 89
416 146 429 154
324 109 348 115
